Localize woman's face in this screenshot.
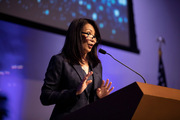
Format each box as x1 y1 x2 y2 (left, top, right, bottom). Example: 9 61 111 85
81 23 97 55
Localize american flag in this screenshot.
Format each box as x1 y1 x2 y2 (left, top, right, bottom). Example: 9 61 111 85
158 47 167 87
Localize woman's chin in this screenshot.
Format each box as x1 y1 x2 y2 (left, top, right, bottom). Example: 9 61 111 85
84 49 92 54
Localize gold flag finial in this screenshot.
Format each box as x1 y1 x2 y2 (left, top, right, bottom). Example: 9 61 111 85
157 36 165 58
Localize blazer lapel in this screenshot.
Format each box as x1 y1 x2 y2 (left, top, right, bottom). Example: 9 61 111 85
90 63 98 90
73 63 92 100
72 64 84 82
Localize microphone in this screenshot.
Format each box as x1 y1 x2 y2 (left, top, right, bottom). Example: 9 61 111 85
99 48 147 83
99 48 107 54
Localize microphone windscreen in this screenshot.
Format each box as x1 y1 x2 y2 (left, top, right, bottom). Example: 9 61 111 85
99 48 107 54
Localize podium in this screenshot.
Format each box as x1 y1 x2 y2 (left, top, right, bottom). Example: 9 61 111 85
62 82 180 120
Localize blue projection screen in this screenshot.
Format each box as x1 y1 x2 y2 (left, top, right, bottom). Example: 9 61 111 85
0 0 139 53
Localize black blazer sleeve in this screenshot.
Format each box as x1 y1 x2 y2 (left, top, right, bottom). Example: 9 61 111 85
40 55 79 107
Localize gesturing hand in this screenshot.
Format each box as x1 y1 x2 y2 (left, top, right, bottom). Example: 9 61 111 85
76 71 93 95
96 79 114 99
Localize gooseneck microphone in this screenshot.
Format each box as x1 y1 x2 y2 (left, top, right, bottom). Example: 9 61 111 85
99 48 147 83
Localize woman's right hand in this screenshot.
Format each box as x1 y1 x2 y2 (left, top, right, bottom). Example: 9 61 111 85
76 71 93 95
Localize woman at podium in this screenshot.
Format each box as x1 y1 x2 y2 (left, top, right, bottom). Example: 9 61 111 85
40 18 114 120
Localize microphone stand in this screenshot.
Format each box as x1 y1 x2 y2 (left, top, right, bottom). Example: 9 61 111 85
106 53 146 83
99 48 147 83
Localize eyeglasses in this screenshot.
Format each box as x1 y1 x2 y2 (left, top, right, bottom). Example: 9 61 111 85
81 32 96 39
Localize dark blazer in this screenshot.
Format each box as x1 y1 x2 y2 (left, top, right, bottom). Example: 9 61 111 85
40 54 102 120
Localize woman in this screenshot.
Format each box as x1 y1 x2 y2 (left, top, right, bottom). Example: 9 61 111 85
40 18 114 120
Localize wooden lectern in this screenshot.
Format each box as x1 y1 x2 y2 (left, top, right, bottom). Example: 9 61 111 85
62 82 180 120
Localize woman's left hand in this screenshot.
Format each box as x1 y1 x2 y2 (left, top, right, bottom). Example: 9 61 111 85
96 79 114 99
